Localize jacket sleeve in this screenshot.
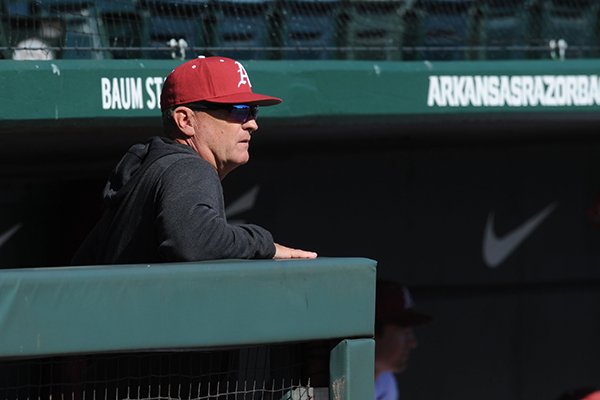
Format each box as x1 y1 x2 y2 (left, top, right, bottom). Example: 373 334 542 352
154 157 276 261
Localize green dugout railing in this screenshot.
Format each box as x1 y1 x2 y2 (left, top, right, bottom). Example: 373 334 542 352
0 257 376 400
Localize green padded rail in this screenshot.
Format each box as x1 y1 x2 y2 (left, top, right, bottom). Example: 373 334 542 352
330 339 375 400
0 257 376 358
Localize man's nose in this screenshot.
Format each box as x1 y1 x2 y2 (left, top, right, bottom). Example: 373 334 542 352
407 328 418 348
243 118 258 133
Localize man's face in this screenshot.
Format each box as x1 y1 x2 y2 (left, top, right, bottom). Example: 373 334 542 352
375 324 418 374
192 105 259 178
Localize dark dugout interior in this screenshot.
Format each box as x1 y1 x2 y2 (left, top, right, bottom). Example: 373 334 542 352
1 114 600 400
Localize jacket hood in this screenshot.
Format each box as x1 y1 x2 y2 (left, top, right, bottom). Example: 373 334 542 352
102 137 194 205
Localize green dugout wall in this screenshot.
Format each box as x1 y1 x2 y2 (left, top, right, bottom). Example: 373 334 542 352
3 58 600 169
2 58 600 125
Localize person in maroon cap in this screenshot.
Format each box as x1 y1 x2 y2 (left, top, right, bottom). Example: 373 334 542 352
557 388 600 400
72 56 317 265
374 280 432 400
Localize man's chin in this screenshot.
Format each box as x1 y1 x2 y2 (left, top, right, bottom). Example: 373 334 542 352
393 362 409 374
232 154 250 167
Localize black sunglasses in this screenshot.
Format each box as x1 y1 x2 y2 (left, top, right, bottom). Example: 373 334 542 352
186 102 259 124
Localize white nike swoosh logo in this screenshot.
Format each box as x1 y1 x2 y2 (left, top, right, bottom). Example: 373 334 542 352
0 223 22 249
483 202 557 268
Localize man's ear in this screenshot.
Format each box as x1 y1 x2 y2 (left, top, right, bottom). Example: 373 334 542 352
171 106 196 138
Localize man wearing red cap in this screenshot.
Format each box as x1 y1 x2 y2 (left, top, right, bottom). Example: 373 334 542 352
73 56 316 265
375 280 432 400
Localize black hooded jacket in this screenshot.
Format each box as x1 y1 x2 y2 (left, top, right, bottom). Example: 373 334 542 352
72 136 275 265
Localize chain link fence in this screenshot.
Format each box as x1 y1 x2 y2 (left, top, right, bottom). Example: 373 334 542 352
0 0 598 61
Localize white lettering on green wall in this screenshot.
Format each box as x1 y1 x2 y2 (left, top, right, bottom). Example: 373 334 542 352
427 75 600 107
101 77 163 110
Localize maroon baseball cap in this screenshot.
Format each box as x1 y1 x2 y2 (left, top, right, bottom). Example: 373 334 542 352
160 56 282 110
376 280 432 327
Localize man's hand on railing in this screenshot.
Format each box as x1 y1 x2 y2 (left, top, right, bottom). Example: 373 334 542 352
273 243 318 259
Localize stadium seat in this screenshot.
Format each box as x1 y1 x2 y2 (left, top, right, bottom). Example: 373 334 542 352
34 0 149 59
96 0 149 59
279 0 341 60
473 0 535 59
35 0 109 59
4 0 33 16
413 0 478 60
209 0 277 60
100 12 148 59
538 0 600 59
37 0 95 14
340 0 413 60
0 2 9 58
137 0 210 59
60 13 108 59
3 1 64 59
95 0 137 13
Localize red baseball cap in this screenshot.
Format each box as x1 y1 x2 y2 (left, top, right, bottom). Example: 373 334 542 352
376 280 432 327
583 391 600 400
160 56 282 110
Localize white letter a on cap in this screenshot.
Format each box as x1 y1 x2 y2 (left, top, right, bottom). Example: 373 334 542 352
235 61 252 88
